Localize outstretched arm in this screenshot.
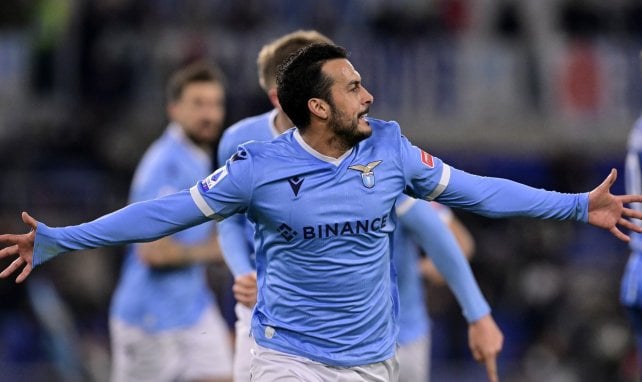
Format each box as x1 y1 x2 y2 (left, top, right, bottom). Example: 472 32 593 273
439 167 642 242
0 189 210 283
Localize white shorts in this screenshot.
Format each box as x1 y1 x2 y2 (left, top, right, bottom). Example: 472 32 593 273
250 341 399 382
110 306 233 382
234 303 253 381
397 334 430 382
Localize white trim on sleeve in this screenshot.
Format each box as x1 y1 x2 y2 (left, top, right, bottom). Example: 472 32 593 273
395 197 417 217
190 186 216 218
425 164 451 201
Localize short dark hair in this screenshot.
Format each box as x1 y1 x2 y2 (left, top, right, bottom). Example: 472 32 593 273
276 43 348 130
166 60 225 104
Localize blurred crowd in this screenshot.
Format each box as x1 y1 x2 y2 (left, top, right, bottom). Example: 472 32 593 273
1 0 642 381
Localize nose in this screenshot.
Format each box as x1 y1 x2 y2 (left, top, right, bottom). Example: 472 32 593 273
362 86 374 105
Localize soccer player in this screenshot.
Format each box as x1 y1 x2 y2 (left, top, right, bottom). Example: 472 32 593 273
219 30 499 382
108 61 233 382
621 50 642 377
216 30 334 381
2 43 642 382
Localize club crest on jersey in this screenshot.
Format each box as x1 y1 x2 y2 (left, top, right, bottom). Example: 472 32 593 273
420 149 434 168
348 160 382 189
200 167 227 192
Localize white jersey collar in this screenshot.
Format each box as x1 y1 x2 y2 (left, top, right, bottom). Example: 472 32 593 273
293 128 353 167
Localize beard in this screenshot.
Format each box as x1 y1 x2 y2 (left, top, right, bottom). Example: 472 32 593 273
184 120 221 147
327 107 371 150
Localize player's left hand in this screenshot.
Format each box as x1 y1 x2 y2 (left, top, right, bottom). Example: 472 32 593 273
468 314 503 382
588 169 642 242
233 272 257 308
0 212 38 283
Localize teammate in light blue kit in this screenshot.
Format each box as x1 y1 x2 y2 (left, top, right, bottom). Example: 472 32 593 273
219 30 495 382
109 62 233 382
622 57 642 375
2 43 642 382
393 197 477 382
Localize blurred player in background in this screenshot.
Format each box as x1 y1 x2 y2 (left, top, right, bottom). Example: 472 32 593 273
394 198 477 382
109 61 233 382
219 30 499 382
621 50 642 378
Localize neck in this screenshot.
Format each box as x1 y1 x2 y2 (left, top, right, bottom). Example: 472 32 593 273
298 125 351 159
274 111 293 134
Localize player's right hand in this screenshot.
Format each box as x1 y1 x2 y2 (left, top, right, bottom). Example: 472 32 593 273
0 212 38 283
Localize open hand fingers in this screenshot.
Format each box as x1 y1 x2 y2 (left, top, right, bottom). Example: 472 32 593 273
610 226 629 242
16 262 32 283
619 217 642 232
0 243 18 260
618 194 642 205
0 256 24 279
0 234 19 248
21 212 38 230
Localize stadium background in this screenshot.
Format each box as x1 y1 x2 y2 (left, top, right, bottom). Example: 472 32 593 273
0 1 641 381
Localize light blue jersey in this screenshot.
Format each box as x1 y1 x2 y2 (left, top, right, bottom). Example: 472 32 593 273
393 197 432 345
622 115 642 307
216 109 280 276
220 111 490 352
110 124 216 332
32 117 588 367
394 196 488 345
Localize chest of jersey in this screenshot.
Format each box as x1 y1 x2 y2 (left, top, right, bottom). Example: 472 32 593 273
247 150 403 245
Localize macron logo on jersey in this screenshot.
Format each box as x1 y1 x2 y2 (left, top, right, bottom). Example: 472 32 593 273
288 176 304 196
230 148 247 162
199 167 228 192
420 149 434 168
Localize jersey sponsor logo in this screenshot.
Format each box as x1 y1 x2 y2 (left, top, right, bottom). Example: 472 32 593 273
199 167 228 192
288 176 304 196
277 223 298 241
420 150 434 168
277 214 389 241
348 160 383 188
304 214 389 239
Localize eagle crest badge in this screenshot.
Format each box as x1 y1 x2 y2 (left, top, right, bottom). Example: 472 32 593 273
348 160 383 188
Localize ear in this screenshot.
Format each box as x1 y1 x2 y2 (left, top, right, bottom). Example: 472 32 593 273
308 98 329 120
267 88 281 109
